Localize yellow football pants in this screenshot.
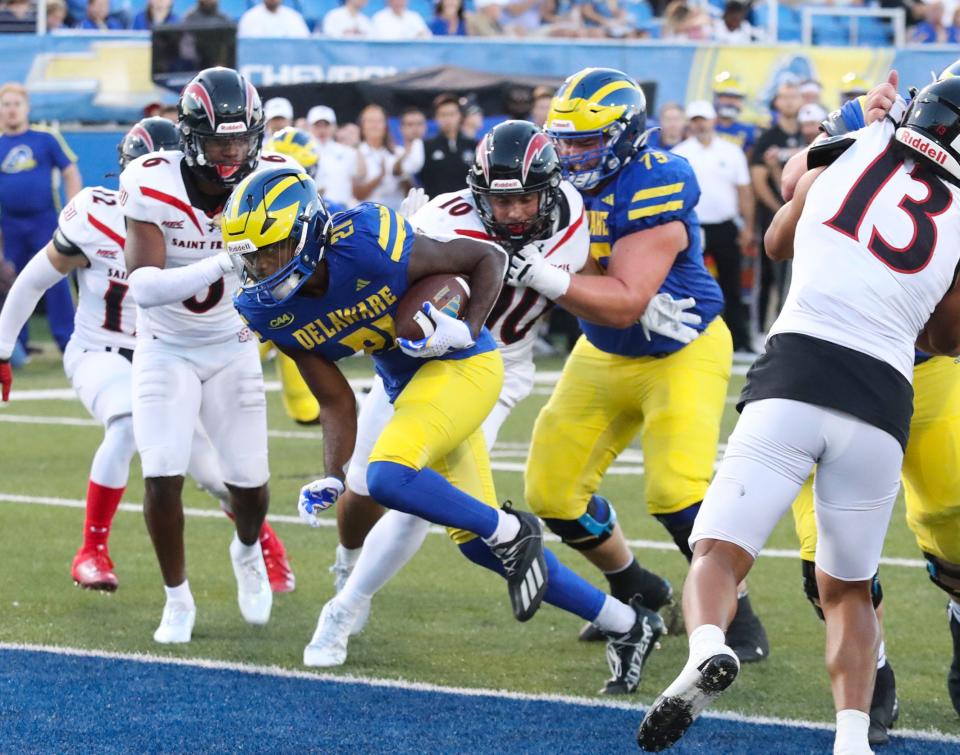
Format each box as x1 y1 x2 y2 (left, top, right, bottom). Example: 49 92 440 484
526 317 732 521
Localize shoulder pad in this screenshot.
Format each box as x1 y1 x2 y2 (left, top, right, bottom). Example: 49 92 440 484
807 135 857 169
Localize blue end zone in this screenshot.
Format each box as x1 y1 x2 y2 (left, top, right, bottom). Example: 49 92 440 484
0 648 952 754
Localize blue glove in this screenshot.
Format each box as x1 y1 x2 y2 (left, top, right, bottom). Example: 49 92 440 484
298 476 345 527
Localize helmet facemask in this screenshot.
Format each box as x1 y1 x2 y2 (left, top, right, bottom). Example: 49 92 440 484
551 115 644 192
184 129 263 186
473 180 560 252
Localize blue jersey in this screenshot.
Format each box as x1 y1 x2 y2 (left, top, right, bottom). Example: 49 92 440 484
0 127 76 218
581 149 724 357
715 121 757 153
234 203 495 401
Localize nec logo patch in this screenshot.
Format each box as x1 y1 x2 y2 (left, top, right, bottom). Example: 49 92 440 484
162 220 185 229
96 249 118 259
269 313 295 329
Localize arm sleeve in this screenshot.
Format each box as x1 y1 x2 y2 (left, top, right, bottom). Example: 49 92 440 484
127 256 228 309
0 251 66 359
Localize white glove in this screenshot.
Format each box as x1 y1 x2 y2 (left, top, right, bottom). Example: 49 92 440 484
213 251 236 275
399 187 429 219
396 302 475 358
640 293 702 344
505 242 571 301
298 476 345 527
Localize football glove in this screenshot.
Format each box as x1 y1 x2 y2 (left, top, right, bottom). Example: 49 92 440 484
298 476 345 527
0 359 11 402
396 302 475 358
505 242 571 301
640 293 702 344
399 187 429 219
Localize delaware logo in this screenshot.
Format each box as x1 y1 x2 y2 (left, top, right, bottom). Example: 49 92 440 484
269 313 295 329
1 145 37 174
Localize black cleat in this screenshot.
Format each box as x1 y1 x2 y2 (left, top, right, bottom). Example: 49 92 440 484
726 594 769 663
949 606 960 716
489 503 547 622
637 652 740 752
580 570 674 642
868 661 899 746
601 597 666 695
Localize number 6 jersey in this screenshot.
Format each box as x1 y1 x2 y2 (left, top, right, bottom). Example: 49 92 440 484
119 149 300 346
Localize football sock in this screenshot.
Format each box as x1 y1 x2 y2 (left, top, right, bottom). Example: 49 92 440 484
459 538 606 621
89 414 135 489
593 595 636 635
833 709 871 755
950 599 960 623
337 511 430 614
335 543 363 573
367 460 500 538
482 509 521 547
688 624 727 663
81 480 124 552
230 535 259 561
876 641 886 670
164 580 194 607
605 557 668 605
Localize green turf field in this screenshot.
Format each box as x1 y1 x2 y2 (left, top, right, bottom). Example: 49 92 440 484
2 331 958 738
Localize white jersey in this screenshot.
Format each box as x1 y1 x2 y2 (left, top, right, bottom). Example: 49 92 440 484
770 120 960 380
119 150 301 347
411 182 589 365
55 186 136 352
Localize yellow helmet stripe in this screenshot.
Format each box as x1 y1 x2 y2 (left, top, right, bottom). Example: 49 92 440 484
632 182 684 203
560 68 595 102
263 174 304 209
390 213 407 262
377 205 392 252
591 80 634 104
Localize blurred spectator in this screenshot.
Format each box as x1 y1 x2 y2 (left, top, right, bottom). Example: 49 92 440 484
133 0 178 28
308 105 361 208
673 100 755 353
580 0 635 37
529 86 553 126
540 0 584 36
467 0 507 35
79 0 124 28
418 93 475 197
661 0 710 39
911 0 958 41
429 0 466 34
712 0 763 42
322 0 372 37
461 102 484 140
0 82 80 353
160 104 178 122
182 0 233 25
0 0 35 31
395 106 426 186
798 103 826 145
799 79 822 106
372 0 431 37
354 103 405 209
264 97 293 139
502 0 545 34
750 80 802 332
237 0 309 37
647 101 685 150
839 72 868 106
504 86 533 120
337 122 361 147
46 0 68 29
713 72 757 156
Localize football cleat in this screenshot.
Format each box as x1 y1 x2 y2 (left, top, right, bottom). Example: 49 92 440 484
259 521 295 593
949 605 960 716
868 661 899 746
725 594 769 663
229 535 272 626
580 571 674 642
303 598 359 667
488 502 548 622
601 598 666 695
330 544 370 635
637 647 740 751
71 546 118 592
153 600 196 644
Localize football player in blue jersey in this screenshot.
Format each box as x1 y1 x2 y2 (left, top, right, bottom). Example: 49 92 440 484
712 72 758 157
222 165 667 692
508 67 770 660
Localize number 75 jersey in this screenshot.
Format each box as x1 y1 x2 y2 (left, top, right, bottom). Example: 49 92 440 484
774 120 960 381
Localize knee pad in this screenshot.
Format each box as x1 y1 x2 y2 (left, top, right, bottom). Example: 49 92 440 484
802 559 883 621
924 552 960 601
543 495 617 551
654 503 701 562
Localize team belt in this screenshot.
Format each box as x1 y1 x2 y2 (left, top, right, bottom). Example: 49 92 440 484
85 345 134 362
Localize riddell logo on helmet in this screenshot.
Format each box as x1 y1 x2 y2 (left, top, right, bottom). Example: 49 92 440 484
897 129 948 165
491 179 523 189
549 119 575 131
217 122 247 134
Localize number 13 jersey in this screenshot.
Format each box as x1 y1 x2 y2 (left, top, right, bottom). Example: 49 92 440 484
772 120 960 381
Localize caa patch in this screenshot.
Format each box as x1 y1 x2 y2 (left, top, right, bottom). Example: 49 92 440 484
269 312 295 329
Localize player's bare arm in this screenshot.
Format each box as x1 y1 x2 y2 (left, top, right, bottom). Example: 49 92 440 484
407 235 507 340
764 167 824 261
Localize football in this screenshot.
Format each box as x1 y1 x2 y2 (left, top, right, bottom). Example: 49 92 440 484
394 273 472 341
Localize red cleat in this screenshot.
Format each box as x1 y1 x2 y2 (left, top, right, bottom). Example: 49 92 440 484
71 546 118 592
260 521 295 593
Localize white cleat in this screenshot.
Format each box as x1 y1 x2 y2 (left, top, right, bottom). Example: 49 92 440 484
330 545 370 636
303 598 359 667
230 535 272 626
153 600 196 644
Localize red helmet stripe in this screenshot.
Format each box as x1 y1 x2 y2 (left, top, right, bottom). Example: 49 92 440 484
521 132 551 184
184 81 215 131
129 125 153 152
478 133 491 184
244 79 258 125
